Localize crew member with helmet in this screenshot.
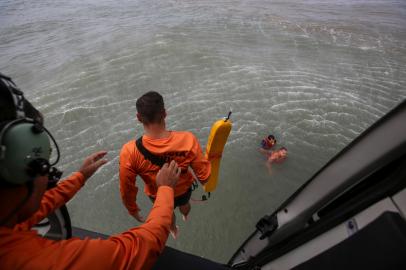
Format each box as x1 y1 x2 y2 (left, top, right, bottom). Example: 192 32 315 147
0 73 180 270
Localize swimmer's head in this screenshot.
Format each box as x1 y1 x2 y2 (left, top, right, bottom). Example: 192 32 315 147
268 134 275 140
261 134 276 149
267 135 276 146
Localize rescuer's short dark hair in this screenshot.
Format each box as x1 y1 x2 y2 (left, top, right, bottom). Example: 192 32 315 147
136 91 165 124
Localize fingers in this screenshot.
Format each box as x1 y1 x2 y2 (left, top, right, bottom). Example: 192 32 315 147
168 160 176 172
156 160 180 188
169 160 180 177
175 166 181 177
161 160 179 175
169 160 180 174
157 162 168 177
90 151 108 161
79 151 108 180
86 151 107 166
156 167 163 180
94 158 108 169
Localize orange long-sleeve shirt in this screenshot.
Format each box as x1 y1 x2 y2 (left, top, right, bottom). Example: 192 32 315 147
120 131 211 215
0 172 174 270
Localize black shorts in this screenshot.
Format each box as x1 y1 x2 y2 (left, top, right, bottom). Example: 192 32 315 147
149 188 192 208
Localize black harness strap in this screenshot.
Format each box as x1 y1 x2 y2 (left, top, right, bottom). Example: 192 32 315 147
135 136 187 174
136 136 166 168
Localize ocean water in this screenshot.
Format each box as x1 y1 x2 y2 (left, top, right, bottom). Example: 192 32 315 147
1 0 405 263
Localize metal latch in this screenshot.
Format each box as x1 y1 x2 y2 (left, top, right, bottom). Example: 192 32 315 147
256 214 278 240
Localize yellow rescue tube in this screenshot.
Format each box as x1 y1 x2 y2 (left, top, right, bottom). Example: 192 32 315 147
203 114 232 192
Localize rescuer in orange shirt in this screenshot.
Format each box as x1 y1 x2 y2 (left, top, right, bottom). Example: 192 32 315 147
120 91 211 238
0 73 180 270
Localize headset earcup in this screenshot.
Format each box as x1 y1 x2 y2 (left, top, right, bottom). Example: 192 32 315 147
0 123 51 185
26 159 51 178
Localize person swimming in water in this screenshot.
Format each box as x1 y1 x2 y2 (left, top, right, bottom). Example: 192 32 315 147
263 146 288 174
267 147 288 164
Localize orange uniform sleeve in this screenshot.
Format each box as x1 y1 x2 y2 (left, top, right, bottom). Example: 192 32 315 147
14 172 85 231
190 136 211 182
106 186 174 269
0 186 174 270
119 143 140 216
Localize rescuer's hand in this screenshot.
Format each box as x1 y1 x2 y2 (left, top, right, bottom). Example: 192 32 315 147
79 151 108 180
156 160 181 188
131 211 145 223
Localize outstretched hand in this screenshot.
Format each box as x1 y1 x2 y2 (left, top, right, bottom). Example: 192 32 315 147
79 151 108 180
156 160 181 188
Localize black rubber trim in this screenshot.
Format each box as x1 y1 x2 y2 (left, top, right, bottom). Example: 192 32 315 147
59 205 72 239
153 246 232 270
293 212 406 270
